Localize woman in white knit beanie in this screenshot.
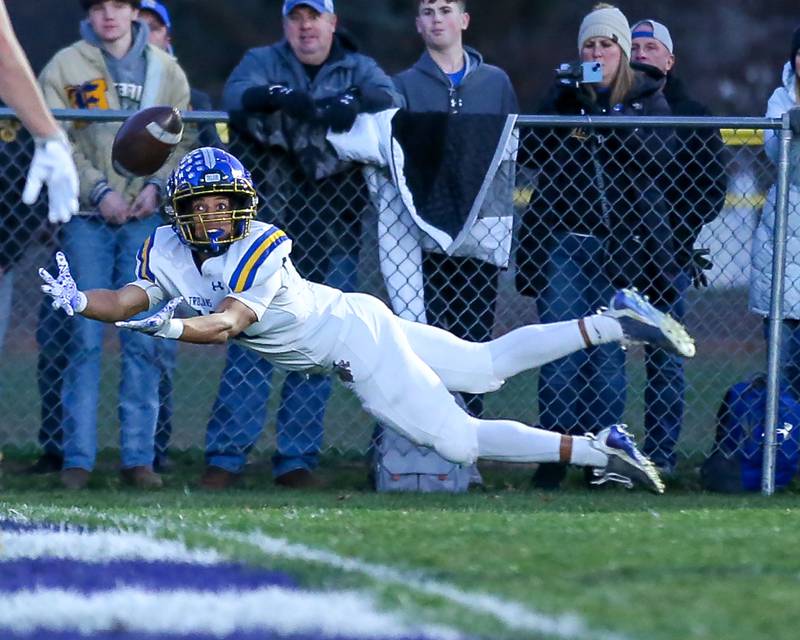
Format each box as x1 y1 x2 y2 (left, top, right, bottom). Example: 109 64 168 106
577 3 635 106
516 2 677 490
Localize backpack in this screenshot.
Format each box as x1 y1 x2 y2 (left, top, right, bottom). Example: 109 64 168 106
371 425 478 493
700 374 800 492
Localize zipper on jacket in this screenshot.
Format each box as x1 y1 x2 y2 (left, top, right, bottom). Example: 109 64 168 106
448 86 463 114
590 137 612 230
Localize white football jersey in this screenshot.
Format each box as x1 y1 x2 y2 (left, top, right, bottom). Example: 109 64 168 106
129 221 350 370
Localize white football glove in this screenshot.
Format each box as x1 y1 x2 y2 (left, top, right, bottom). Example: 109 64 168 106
23 131 79 225
38 251 87 317
116 297 185 339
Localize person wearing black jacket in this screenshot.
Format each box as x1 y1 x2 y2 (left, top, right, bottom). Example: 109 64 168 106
207 0 402 490
515 4 679 489
631 18 728 474
0 116 37 351
393 0 518 419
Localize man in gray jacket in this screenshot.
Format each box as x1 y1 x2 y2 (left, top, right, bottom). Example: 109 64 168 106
393 0 518 419
207 0 402 489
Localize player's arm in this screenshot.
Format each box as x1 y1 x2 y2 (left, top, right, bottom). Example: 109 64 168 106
0 1 59 138
39 251 150 321
0 2 78 223
81 285 150 322
117 270 275 343
172 297 257 345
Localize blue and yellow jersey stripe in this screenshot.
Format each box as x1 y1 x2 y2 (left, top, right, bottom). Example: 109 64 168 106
136 231 157 283
229 226 289 293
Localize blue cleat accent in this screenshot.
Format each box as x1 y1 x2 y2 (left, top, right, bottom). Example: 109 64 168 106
605 288 696 358
590 424 665 494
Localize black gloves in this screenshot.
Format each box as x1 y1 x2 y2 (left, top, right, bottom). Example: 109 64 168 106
242 83 390 133
688 247 713 288
315 87 361 133
241 84 315 121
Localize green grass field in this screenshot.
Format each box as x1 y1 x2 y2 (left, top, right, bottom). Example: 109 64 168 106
1 283 789 639
2 460 798 640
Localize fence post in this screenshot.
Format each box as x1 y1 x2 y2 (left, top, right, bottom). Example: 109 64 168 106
762 115 793 496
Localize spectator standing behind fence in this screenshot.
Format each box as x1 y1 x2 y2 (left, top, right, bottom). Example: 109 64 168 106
36 0 189 490
138 0 226 473
750 26 800 399
26 0 205 478
392 0 517 418
0 118 41 354
0 0 78 358
515 3 677 489
630 19 727 475
214 0 401 490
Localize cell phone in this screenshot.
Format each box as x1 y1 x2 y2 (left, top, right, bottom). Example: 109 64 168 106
555 61 604 84
580 62 603 84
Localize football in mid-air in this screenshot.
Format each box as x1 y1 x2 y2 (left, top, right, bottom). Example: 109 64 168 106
112 106 184 177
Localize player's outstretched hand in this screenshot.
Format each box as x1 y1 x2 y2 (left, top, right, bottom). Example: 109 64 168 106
38 251 86 317
23 132 79 225
116 297 184 338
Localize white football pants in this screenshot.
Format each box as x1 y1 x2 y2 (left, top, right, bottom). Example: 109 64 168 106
330 293 606 467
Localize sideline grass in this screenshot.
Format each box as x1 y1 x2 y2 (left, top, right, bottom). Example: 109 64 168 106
2 461 798 640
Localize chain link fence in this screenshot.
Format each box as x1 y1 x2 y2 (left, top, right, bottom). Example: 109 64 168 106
0 110 793 488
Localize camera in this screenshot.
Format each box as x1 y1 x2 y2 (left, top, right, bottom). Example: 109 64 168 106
555 62 603 85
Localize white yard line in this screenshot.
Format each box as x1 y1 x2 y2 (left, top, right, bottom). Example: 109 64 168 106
1 528 222 563
2 504 629 640
0 587 459 639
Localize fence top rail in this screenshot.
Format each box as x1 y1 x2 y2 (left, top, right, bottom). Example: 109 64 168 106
516 114 781 129
0 107 230 123
0 107 782 130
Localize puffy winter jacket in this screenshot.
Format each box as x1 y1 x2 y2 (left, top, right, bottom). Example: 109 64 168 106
750 61 800 317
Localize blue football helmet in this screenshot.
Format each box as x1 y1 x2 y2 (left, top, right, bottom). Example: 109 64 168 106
165 147 258 252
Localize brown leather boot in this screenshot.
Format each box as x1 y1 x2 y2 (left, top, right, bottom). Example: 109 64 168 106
120 465 163 490
199 465 240 490
60 468 90 490
274 468 318 489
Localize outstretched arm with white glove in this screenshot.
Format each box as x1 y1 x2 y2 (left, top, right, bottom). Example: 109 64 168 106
0 0 78 224
39 251 150 321
39 251 258 344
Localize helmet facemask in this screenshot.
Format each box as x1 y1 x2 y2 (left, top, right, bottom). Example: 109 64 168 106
170 188 255 253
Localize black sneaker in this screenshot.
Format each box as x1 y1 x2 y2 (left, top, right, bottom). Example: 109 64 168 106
23 453 63 475
274 468 319 489
531 462 567 490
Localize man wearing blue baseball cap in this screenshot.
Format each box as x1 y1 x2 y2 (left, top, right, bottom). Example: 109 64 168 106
630 18 728 477
139 0 171 53
283 0 335 17
214 0 402 490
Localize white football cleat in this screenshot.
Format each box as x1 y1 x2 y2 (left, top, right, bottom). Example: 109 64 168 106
605 288 696 358
589 424 665 494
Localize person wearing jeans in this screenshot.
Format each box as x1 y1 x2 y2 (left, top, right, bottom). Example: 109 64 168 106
204 249 358 479
535 232 627 447
58 216 164 472
515 5 676 489
215 0 400 488
37 0 190 489
642 271 690 472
